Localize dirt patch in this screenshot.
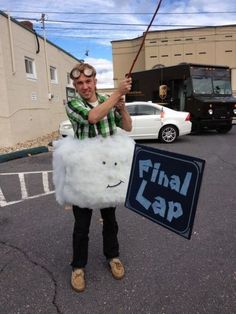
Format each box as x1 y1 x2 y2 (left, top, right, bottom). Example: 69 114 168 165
0 131 59 154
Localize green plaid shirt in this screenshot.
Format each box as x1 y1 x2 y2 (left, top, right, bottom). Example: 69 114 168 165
66 93 122 140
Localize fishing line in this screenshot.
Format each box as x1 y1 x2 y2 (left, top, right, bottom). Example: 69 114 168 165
127 0 163 77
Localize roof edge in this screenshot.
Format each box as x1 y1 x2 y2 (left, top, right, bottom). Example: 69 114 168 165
0 10 82 62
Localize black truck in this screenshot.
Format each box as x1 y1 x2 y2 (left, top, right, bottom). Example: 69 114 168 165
126 63 236 133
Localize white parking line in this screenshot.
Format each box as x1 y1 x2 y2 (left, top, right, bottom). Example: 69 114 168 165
42 171 50 193
0 186 7 207
0 170 54 207
0 171 53 175
18 173 28 199
0 191 55 207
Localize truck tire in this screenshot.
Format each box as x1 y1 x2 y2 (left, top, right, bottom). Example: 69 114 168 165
159 125 178 143
216 124 232 134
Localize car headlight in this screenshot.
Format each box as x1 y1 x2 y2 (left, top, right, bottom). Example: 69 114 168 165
208 109 213 115
62 125 72 129
233 109 236 115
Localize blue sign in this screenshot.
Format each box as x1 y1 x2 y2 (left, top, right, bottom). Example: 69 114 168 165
125 144 205 239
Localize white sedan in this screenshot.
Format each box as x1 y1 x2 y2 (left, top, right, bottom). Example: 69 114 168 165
59 101 192 143
59 120 74 137
125 101 192 143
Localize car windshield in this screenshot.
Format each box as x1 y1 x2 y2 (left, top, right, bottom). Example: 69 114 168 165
191 67 232 96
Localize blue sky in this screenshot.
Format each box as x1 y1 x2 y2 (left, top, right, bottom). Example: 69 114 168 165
1 0 236 87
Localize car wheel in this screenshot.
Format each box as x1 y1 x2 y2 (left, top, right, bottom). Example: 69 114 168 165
159 125 178 143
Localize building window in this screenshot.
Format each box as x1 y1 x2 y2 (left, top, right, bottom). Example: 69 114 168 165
25 57 36 79
225 50 232 53
185 38 193 41
199 52 206 54
67 73 71 84
186 53 193 55
150 56 157 58
174 53 182 56
161 55 168 57
199 37 206 40
150 41 157 43
50 66 58 83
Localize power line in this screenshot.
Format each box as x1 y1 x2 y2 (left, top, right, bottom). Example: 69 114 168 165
4 10 236 14
34 26 145 31
34 24 216 31
14 17 236 28
12 17 163 26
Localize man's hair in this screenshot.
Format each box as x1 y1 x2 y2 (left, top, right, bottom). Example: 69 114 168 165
71 63 96 79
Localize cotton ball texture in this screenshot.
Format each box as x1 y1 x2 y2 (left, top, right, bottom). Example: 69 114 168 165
53 133 135 209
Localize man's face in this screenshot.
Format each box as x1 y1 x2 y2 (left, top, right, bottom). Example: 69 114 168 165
74 74 97 101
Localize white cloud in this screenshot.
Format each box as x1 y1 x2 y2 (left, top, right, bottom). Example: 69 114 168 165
53 133 135 209
84 57 114 88
2 0 236 88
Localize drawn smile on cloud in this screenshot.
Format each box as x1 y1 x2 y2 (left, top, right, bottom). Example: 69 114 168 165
106 180 124 189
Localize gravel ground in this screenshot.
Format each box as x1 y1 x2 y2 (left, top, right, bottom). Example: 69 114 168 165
0 131 59 154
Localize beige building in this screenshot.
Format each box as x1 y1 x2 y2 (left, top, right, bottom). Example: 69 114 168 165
0 11 81 148
112 25 236 94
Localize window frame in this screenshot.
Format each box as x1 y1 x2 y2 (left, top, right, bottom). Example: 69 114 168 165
50 66 58 84
126 105 137 116
126 104 160 116
137 104 160 116
67 72 73 85
24 56 37 80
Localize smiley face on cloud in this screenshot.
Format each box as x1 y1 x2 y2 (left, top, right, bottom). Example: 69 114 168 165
53 132 135 209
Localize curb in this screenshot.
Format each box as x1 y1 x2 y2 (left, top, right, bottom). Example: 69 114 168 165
0 146 49 163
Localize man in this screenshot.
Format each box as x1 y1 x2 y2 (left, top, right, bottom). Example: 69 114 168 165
66 62 132 292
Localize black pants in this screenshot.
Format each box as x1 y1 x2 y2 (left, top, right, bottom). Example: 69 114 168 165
71 205 119 269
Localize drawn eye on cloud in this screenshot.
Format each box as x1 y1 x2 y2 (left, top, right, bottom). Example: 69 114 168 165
53 132 135 209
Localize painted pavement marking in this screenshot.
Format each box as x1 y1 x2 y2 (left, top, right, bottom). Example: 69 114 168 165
0 170 55 207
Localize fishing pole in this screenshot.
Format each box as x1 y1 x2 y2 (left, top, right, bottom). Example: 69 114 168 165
127 0 163 77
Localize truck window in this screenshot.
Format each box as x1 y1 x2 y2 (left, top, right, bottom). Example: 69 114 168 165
190 66 232 96
191 67 213 95
212 68 232 95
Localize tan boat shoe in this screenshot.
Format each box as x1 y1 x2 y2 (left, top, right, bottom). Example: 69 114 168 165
109 258 125 280
71 268 85 292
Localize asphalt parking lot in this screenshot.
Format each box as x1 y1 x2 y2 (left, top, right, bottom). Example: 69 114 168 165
0 128 236 314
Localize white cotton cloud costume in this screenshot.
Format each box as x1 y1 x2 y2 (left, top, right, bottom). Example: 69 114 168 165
53 133 135 209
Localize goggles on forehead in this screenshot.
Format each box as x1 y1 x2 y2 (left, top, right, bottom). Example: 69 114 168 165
70 67 95 80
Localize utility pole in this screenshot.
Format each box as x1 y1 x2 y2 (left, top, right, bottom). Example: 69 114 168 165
40 13 52 100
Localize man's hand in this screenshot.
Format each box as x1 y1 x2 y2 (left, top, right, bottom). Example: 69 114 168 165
115 97 132 132
88 77 131 124
117 77 132 96
115 97 126 112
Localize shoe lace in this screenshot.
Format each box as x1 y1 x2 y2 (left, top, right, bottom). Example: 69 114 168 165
113 260 122 269
74 269 83 279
